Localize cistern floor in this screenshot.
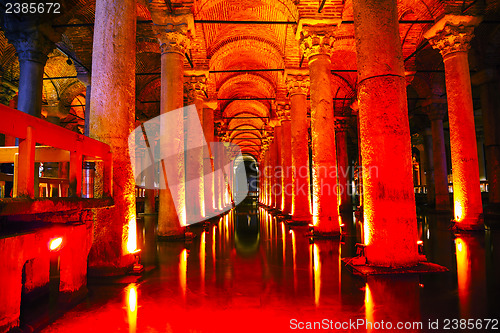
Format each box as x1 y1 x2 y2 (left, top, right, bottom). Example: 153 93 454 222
38 204 500 333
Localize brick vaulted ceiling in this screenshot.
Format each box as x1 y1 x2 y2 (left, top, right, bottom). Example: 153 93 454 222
1 0 500 158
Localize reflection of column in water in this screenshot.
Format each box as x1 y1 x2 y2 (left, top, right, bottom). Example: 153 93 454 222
200 231 206 294
291 229 297 293
212 225 216 275
281 222 286 264
365 276 421 332
312 243 321 307
126 284 137 333
455 235 487 318
179 249 187 301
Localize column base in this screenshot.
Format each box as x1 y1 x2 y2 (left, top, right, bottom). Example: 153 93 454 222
309 227 341 239
342 258 448 276
451 217 485 232
157 227 187 241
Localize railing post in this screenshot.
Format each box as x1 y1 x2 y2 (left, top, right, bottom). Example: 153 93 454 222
69 152 82 197
18 126 35 198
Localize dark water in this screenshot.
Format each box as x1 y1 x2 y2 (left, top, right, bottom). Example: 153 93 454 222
39 205 500 332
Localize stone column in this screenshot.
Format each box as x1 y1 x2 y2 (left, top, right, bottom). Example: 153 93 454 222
277 103 292 215
286 72 312 221
471 69 500 214
353 0 420 266
185 73 207 223
423 103 450 211
3 22 55 117
152 13 193 236
203 102 217 216
88 0 137 272
272 120 282 210
335 117 351 212
425 15 483 229
422 127 436 206
298 23 340 233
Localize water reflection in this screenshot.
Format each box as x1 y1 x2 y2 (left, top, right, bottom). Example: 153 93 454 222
39 203 500 333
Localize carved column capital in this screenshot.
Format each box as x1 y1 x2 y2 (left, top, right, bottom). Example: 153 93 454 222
153 14 194 55
5 28 55 64
285 72 310 96
424 15 482 58
334 117 349 132
296 19 340 60
276 102 291 122
423 102 447 121
184 73 207 103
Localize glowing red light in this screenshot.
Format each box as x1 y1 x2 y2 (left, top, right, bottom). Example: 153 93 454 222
417 240 423 245
49 237 63 251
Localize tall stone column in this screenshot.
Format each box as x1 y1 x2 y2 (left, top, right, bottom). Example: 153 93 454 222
286 72 311 221
185 73 207 223
3 22 55 117
298 23 339 233
425 15 483 229
272 120 282 210
277 103 292 215
423 103 450 211
88 0 137 272
152 13 193 236
353 0 420 266
471 69 500 215
264 128 274 208
422 127 436 206
335 117 351 212
203 102 217 215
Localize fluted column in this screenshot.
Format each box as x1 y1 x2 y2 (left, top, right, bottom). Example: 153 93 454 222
353 0 419 266
286 72 311 221
335 117 351 212
425 15 483 229
185 73 207 223
88 0 137 271
423 103 450 211
299 23 339 233
277 103 292 215
152 13 193 236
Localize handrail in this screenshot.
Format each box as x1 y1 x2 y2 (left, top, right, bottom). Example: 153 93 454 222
0 104 112 198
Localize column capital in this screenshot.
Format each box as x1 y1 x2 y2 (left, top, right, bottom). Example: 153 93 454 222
184 72 207 103
424 15 482 58
276 102 291 122
285 70 310 96
296 19 340 60
153 13 194 55
5 27 55 64
334 117 349 132
423 102 447 121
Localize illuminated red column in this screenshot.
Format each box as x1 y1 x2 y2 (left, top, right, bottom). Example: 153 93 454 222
423 103 450 211
425 16 483 229
203 103 217 215
335 117 351 212
299 25 339 233
278 104 292 214
88 0 137 270
152 14 194 236
273 121 283 210
185 73 207 223
286 73 311 221
353 0 420 266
